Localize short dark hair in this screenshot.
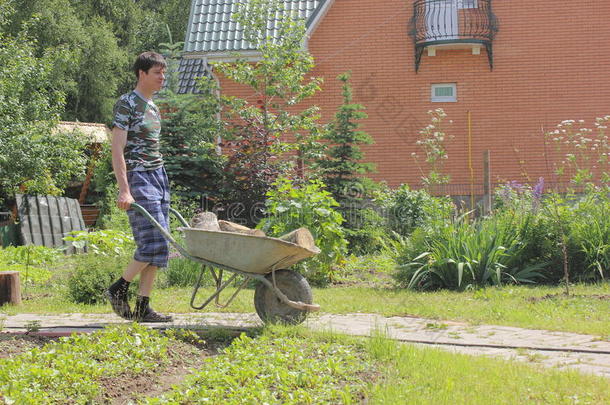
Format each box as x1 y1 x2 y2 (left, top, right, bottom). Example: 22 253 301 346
133 52 167 79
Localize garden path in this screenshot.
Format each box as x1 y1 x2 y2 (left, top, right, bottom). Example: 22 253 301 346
2 312 609 378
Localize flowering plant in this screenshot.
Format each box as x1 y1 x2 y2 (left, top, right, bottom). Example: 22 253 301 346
545 116 610 187
412 108 454 187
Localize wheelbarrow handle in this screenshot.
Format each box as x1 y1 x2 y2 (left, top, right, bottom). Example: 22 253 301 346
129 202 192 259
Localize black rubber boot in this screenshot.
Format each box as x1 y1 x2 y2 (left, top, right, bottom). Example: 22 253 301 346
105 278 131 319
132 295 173 323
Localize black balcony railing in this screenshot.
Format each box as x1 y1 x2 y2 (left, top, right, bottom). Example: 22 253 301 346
409 0 498 72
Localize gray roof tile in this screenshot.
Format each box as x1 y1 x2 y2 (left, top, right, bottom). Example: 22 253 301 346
177 58 212 94
184 0 328 53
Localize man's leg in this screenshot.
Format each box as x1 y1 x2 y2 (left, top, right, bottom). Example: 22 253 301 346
106 260 149 319
137 265 157 296
132 265 172 323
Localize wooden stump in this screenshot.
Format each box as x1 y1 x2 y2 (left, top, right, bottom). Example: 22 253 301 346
0 271 22 306
279 228 316 250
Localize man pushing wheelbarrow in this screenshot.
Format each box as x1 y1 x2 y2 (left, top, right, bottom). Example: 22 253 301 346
105 52 320 325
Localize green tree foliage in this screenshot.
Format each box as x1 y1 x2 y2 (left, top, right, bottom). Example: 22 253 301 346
214 0 324 223
158 78 226 202
316 72 375 200
1 0 189 123
314 73 376 253
0 9 87 204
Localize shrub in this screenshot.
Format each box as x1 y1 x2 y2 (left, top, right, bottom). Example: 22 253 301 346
0 264 52 286
64 229 134 256
377 184 453 237
343 207 390 255
67 253 131 304
258 177 347 285
395 212 546 290
567 191 610 281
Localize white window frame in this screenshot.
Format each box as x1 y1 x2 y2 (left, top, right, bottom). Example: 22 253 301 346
457 0 478 9
431 83 457 102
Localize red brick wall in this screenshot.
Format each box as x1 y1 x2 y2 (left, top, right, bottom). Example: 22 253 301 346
216 0 610 191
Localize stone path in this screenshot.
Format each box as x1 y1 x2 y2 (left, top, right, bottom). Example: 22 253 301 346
2 312 609 378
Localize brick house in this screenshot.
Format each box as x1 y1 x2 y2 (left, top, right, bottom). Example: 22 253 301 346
178 0 610 195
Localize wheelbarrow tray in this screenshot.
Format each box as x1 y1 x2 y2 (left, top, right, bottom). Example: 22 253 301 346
180 228 321 274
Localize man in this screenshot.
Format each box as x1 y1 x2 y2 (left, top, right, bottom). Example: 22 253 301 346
105 52 172 322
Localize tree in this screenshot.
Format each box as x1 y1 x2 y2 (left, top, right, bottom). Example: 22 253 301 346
3 0 181 123
158 78 226 203
316 72 375 200
313 73 376 253
0 7 87 207
213 0 324 224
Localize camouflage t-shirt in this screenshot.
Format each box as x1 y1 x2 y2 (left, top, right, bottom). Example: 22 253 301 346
111 90 163 171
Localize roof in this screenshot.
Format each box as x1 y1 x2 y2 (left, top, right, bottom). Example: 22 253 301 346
55 122 111 143
184 0 330 54
177 58 212 94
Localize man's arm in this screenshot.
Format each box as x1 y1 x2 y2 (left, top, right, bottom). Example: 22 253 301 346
111 127 134 210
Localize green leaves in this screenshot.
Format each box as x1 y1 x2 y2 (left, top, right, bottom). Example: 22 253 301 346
145 329 374 404
63 229 134 257
397 212 546 291
259 177 347 285
0 14 88 203
0 325 171 404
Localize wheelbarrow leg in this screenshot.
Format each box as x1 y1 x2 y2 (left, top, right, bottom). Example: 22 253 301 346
209 267 249 308
190 265 239 310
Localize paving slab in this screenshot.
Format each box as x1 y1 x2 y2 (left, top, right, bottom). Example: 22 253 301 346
1 312 609 378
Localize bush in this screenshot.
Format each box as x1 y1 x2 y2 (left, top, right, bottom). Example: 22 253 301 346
258 177 347 286
64 229 134 256
377 184 453 238
395 212 547 290
0 245 62 266
67 253 131 304
567 191 610 281
343 207 390 255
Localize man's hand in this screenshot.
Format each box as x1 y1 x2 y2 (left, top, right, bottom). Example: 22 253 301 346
117 190 135 211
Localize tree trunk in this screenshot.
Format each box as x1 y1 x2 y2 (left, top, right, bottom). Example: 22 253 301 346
0 271 22 306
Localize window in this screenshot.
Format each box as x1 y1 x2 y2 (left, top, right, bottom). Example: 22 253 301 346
457 0 478 9
431 83 457 102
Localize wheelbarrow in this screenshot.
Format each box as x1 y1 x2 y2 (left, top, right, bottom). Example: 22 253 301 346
130 203 321 324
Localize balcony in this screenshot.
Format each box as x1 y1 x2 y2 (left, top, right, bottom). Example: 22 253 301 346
409 0 498 72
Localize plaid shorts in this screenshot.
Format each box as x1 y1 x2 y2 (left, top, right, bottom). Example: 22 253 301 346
127 167 170 268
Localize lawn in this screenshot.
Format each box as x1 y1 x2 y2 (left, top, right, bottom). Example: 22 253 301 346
3 281 609 337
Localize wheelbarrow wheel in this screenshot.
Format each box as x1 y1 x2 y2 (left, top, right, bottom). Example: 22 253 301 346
254 269 313 325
